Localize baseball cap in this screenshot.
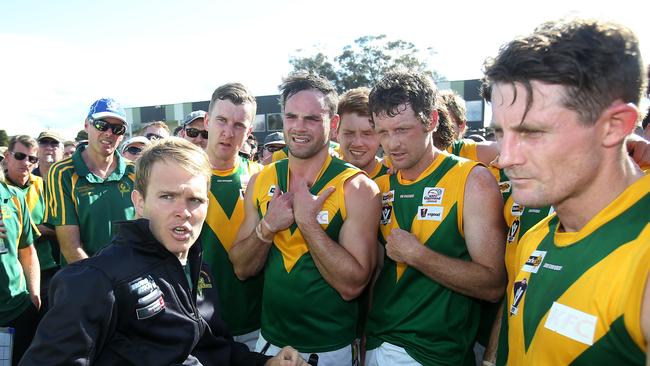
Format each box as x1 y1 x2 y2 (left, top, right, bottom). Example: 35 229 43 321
264 132 285 146
182 110 207 127
37 130 64 143
121 136 151 154
87 98 128 125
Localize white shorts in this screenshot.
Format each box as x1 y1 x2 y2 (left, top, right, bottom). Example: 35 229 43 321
233 328 260 351
255 332 357 366
365 342 422 366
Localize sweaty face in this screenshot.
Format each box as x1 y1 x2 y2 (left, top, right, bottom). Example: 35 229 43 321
284 90 332 160
206 99 254 167
132 160 209 262
338 113 379 172
374 104 435 180
491 81 600 208
85 116 126 158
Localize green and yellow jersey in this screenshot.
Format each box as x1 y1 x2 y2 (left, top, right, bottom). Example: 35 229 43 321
366 152 480 366
253 154 361 352
45 146 135 263
201 156 264 335
0 182 36 324
6 173 57 270
499 174 650 365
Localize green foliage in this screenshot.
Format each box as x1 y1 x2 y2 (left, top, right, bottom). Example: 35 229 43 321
289 35 444 93
0 130 8 146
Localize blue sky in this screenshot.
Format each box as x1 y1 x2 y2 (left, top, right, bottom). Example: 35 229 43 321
1 0 648 139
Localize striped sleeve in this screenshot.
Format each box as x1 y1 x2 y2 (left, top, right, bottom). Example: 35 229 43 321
45 160 79 226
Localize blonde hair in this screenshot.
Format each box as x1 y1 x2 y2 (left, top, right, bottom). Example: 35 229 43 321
134 137 211 198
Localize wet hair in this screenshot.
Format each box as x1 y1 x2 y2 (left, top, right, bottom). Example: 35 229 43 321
280 72 339 117
368 71 442 128
482 18 646 125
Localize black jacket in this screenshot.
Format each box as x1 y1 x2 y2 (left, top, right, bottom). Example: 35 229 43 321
20 219 270 366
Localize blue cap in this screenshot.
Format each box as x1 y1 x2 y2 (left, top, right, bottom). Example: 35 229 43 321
87 98 127 125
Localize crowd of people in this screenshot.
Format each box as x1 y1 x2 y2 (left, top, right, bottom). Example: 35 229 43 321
1 17 650 366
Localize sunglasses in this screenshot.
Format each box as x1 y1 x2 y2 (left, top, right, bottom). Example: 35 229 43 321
38 139 61 147
92 119 127 136
125 146 143 155
11 151 39 164
145 133 164 141
265 145 284 153
185 128 208 139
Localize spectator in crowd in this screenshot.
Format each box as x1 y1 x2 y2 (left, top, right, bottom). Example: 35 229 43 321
260 132 285 163
200 83 264 350
230 72 381 365
62 141 77 158
0 176 40 365
45 97 136 265
4 136 58 314
120 135 151 162
364 71 506 366
33 131 64 178
336 87 387 179
180 110 209 149
482 18 649 364
21 138 305 366
140 121 171 140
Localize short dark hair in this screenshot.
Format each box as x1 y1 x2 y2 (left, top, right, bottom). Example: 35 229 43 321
208 83 257 116
9 135 37 152
280 72 338 117
481 18 646 125
369 71 441 128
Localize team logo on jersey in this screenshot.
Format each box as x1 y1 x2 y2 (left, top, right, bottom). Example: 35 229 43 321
118 182 131 195
510 278 527 316
1 204 12 219
499 180 512 193
522 250 546 273
511 203 524 217
380 205 392 225
382 190 394 204
317 211 329 225
197 270 213 297
267 185 277 196
507 218 520 243
422 187 444 205
417 205 443 221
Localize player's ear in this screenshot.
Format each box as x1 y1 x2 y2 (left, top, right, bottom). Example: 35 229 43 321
131 189 145 218
599 101 638 147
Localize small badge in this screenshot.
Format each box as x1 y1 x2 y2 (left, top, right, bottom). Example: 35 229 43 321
544 302 597 345
522 250 546 273
417 206 443 221
511 203 524 217
507 218 520 243
317 211 329 225
510 278 528 316
380 205 392 225
499 180 512 193
422 187 444 205
267 185 277 197
382 190 395 204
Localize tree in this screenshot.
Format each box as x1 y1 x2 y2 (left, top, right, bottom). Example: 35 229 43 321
289 35 444 93
0 130 8 146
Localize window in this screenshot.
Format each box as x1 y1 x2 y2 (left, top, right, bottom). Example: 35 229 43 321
266 113 283 131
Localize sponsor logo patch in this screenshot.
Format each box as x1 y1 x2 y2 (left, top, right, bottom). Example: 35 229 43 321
382 190 395 204
545 302 597 345
417 205 443 221
511 203 524 217
267 185 277 196
130 276 166 320
522 250 546 273
422 187 444 205
499 180 512 193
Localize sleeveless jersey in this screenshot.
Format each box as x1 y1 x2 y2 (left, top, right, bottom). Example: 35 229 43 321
447 138 478 161
366 152 481 366
253 154 361 352
201 156 263 335
500 173 650 365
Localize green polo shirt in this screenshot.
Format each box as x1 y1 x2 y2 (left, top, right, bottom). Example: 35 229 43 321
45 145 136 264
6 173 57 270
0 182 36 324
